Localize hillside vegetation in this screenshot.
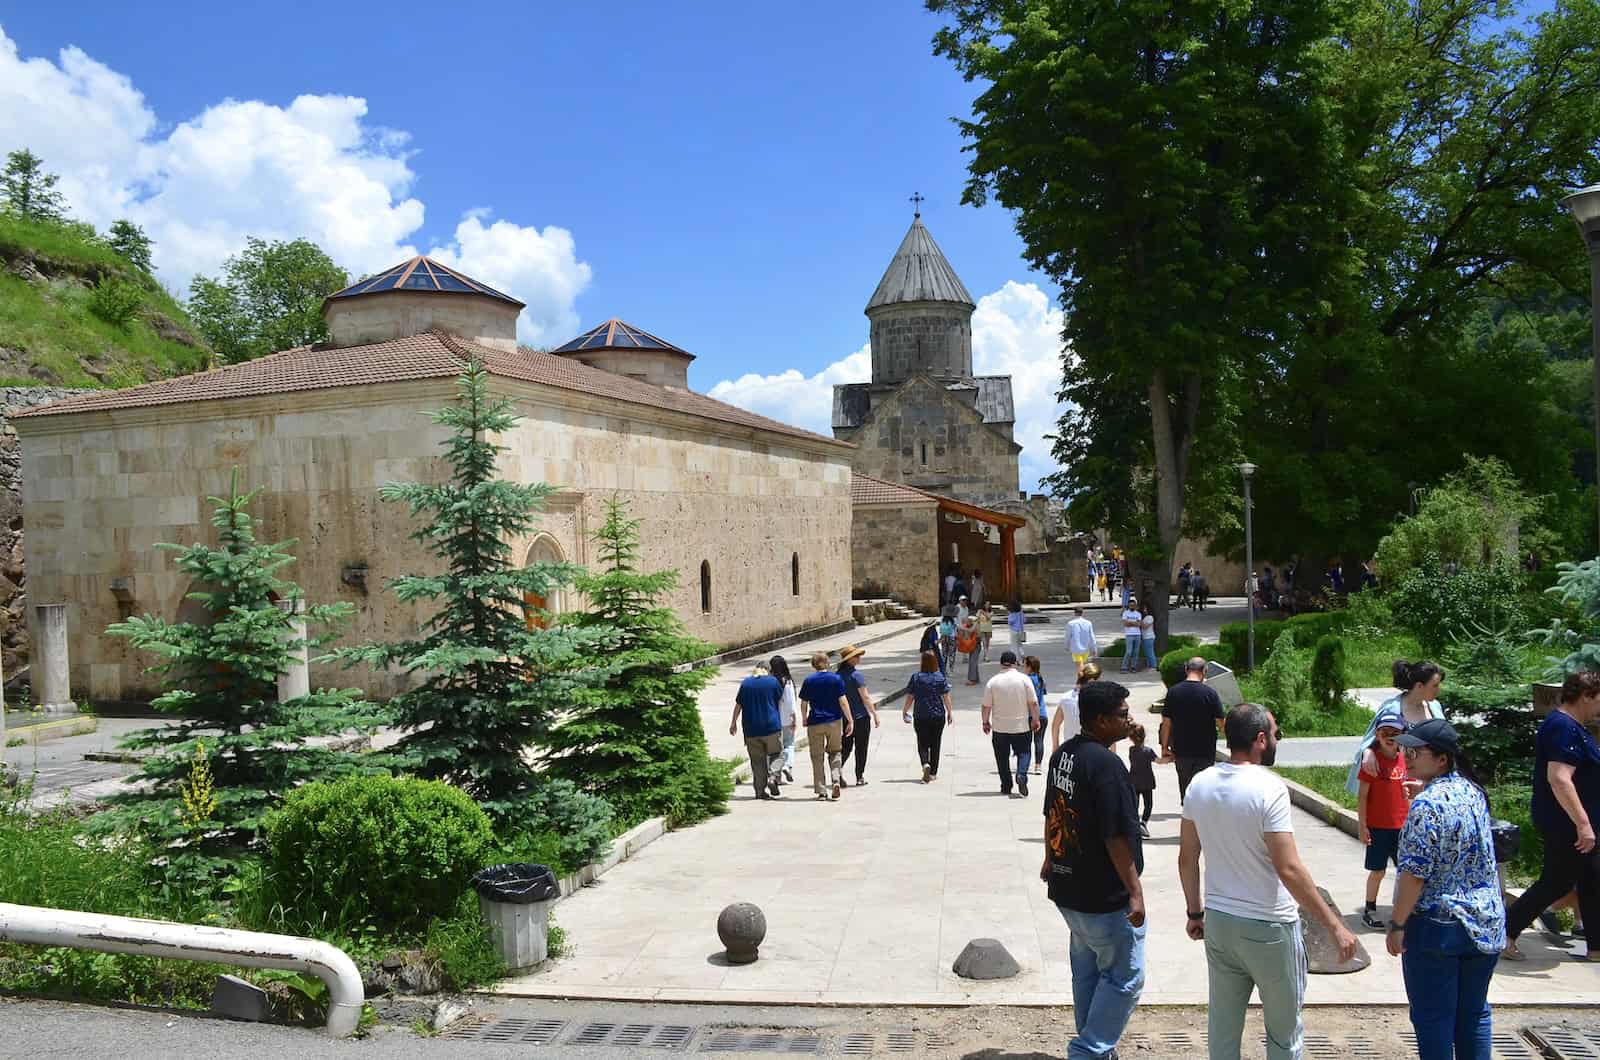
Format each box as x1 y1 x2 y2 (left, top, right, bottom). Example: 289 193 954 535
0 215 209 388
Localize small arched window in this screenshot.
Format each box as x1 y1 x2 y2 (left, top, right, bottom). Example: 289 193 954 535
920 441 928 465
700 560 712 613
791 552 800 597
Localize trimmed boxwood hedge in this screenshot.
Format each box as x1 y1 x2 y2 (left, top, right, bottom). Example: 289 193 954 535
1159 643 1236 687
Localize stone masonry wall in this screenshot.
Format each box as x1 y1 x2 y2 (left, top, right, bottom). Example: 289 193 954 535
0 387 89 676
844 379 1020 512
18 379 853 703
867 302 973 385
851 503 940 614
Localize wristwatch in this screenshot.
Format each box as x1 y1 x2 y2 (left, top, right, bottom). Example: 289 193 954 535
1187 910 1204 921
1387 920 1406 932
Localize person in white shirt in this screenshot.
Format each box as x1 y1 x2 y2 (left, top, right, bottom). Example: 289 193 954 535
1179 703 1357 1060
770 654 799 783
1051 661 1101 753
981 651 1040 798
1119 598 1143 674
1065 606 1097 678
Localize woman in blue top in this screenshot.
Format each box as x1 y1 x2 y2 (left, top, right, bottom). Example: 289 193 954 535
901 650 954 783
1024 654 1048 774
836 645 879 787
1504 670 1600 961
1346 660 1445 795
1006 599 1026 657
799 652 853 801
1388 719 1504 1060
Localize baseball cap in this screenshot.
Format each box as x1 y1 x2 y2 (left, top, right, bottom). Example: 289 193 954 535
1394 718 1459 756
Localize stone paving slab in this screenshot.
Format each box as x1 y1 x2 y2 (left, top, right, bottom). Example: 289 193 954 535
504 613 1599 1007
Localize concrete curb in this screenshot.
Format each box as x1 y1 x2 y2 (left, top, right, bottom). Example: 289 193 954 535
5 715 96 746
1277 773 1361 841
555 816 670 901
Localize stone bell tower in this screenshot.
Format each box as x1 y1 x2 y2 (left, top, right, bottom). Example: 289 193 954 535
863 204 976 385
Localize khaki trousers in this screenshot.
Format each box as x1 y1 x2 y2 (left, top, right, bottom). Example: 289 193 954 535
744 731 783 793
807 720 844 792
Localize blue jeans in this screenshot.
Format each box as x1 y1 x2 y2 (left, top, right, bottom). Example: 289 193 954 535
1056 904 1145 1060
1142 634 1158 668
991 730 1031 791
1120 634 1139 671
1401 917 1497 1060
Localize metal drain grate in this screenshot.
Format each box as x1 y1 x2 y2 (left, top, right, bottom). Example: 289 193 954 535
1493 1030 1547 1060
567 1022 695 1050
699 1030 823 1053
1528 1025 1600 1059
1344 1037 1384 1060
884 1030 918 1053
840 1033 876 1055
1304 1034 1342 1060
439 1016 567 1043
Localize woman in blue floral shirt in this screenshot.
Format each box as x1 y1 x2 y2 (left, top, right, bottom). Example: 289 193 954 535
1388 719 1505 1060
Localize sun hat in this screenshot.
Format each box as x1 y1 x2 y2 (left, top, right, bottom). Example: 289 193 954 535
1394 717 1460 757
838 644 866 664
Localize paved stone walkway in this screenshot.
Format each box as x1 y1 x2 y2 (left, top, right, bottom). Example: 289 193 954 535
502 611 1596 1006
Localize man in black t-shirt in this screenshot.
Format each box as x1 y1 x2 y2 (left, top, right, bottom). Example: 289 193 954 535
1041 680 1145 1059
1160 657 1225 803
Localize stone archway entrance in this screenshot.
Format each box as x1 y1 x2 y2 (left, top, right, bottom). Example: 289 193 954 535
522 534 567 629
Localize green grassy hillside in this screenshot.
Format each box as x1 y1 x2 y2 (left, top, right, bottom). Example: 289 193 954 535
0 216 209 388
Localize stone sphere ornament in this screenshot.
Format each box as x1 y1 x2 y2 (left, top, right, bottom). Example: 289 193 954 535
717 902 767 964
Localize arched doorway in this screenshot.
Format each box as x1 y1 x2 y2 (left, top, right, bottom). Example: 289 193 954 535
522 535 566 630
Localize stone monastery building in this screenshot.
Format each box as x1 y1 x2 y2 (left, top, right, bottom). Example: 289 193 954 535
15 257 855 703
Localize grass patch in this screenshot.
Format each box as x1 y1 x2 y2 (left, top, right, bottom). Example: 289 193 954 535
1274 766 1542 884
0 215 131 273
1341 633 1425 687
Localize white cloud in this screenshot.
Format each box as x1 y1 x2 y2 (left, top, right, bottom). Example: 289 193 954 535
0 28 589 341
708 280 1067 492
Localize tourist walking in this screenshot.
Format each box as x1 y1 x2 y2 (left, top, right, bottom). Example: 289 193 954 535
958 610 981 685
982 651 1040 797
730 663 785 799
1357 717 1411 929
1176 562 1192 608
1026 655 1049 774
1066 606 1097 678
1129 724 1157 839
1041 680 1145 1060
1159 657 1225 803
1503 670 1599 962
1006 599 1026 657
1052 662 1101 753
976 605 994 661
1139 603 1158 671
1388 719 1505 1059
938 613 958 677
1119 599 1142 673
836 645 879 787
902 649 954 783
1179 704 1356 1060
970 569 987 609
771 654 798 783
1346 660 1445 795
799 652 853 801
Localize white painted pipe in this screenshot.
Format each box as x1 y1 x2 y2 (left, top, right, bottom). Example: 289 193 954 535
0 902 365 1037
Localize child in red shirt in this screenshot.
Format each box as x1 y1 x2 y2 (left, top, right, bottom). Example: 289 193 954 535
1358 718 1411 929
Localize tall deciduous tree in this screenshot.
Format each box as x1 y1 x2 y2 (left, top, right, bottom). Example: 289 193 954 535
340 356 611 821
543 500 730 827
932 0 1346 643
0 148 68 223
99 474 380 883
106 219 154 274
189 237 348 364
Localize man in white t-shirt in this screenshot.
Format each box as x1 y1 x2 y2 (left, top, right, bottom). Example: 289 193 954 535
1065 606 1097 678
1119 598 1142 674
981 651 1041 798
1179 703 1356 1060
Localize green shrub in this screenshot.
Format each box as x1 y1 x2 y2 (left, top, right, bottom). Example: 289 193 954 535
1159 642 1236 688
1285 611 1349 643
1105 632 1196 660
1388 556 1526 655
88 277 142 328
1439 623 1541 785
500 778 614 873
1487 784 1543 884
1310 636 1347 712
1218 620 1288 671
1257 630 1307 708
263 774 495 935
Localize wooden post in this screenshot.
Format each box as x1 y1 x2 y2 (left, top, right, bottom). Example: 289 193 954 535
1000 527 1017 602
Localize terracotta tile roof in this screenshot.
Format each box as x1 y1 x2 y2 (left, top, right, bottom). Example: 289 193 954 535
12 332 850 449
851 472 939 506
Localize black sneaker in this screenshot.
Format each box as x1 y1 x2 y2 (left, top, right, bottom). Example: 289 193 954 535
768 779 781 797
1361 908 1384 930
1018 778 1029 798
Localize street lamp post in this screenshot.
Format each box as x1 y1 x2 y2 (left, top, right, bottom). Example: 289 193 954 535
1561 184 1600 551
1240 461 1257 671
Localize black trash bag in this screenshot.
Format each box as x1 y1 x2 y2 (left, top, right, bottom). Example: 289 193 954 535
472 863 558 903
1490 819 1520 865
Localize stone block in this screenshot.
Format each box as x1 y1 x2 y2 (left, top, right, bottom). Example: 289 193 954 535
951 937 1020 979
1300 887 1371 974
211 973 269 1022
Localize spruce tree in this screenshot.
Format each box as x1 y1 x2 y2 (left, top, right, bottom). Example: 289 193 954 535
0 148 67 222
107 219 155 273
100 474 380 880
343 359 608 820
544 500 731 826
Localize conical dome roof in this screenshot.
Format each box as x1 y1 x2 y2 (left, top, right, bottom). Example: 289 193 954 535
865 217 974 312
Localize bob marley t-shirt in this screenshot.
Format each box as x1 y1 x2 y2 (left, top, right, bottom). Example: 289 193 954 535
1043 735 1143 913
